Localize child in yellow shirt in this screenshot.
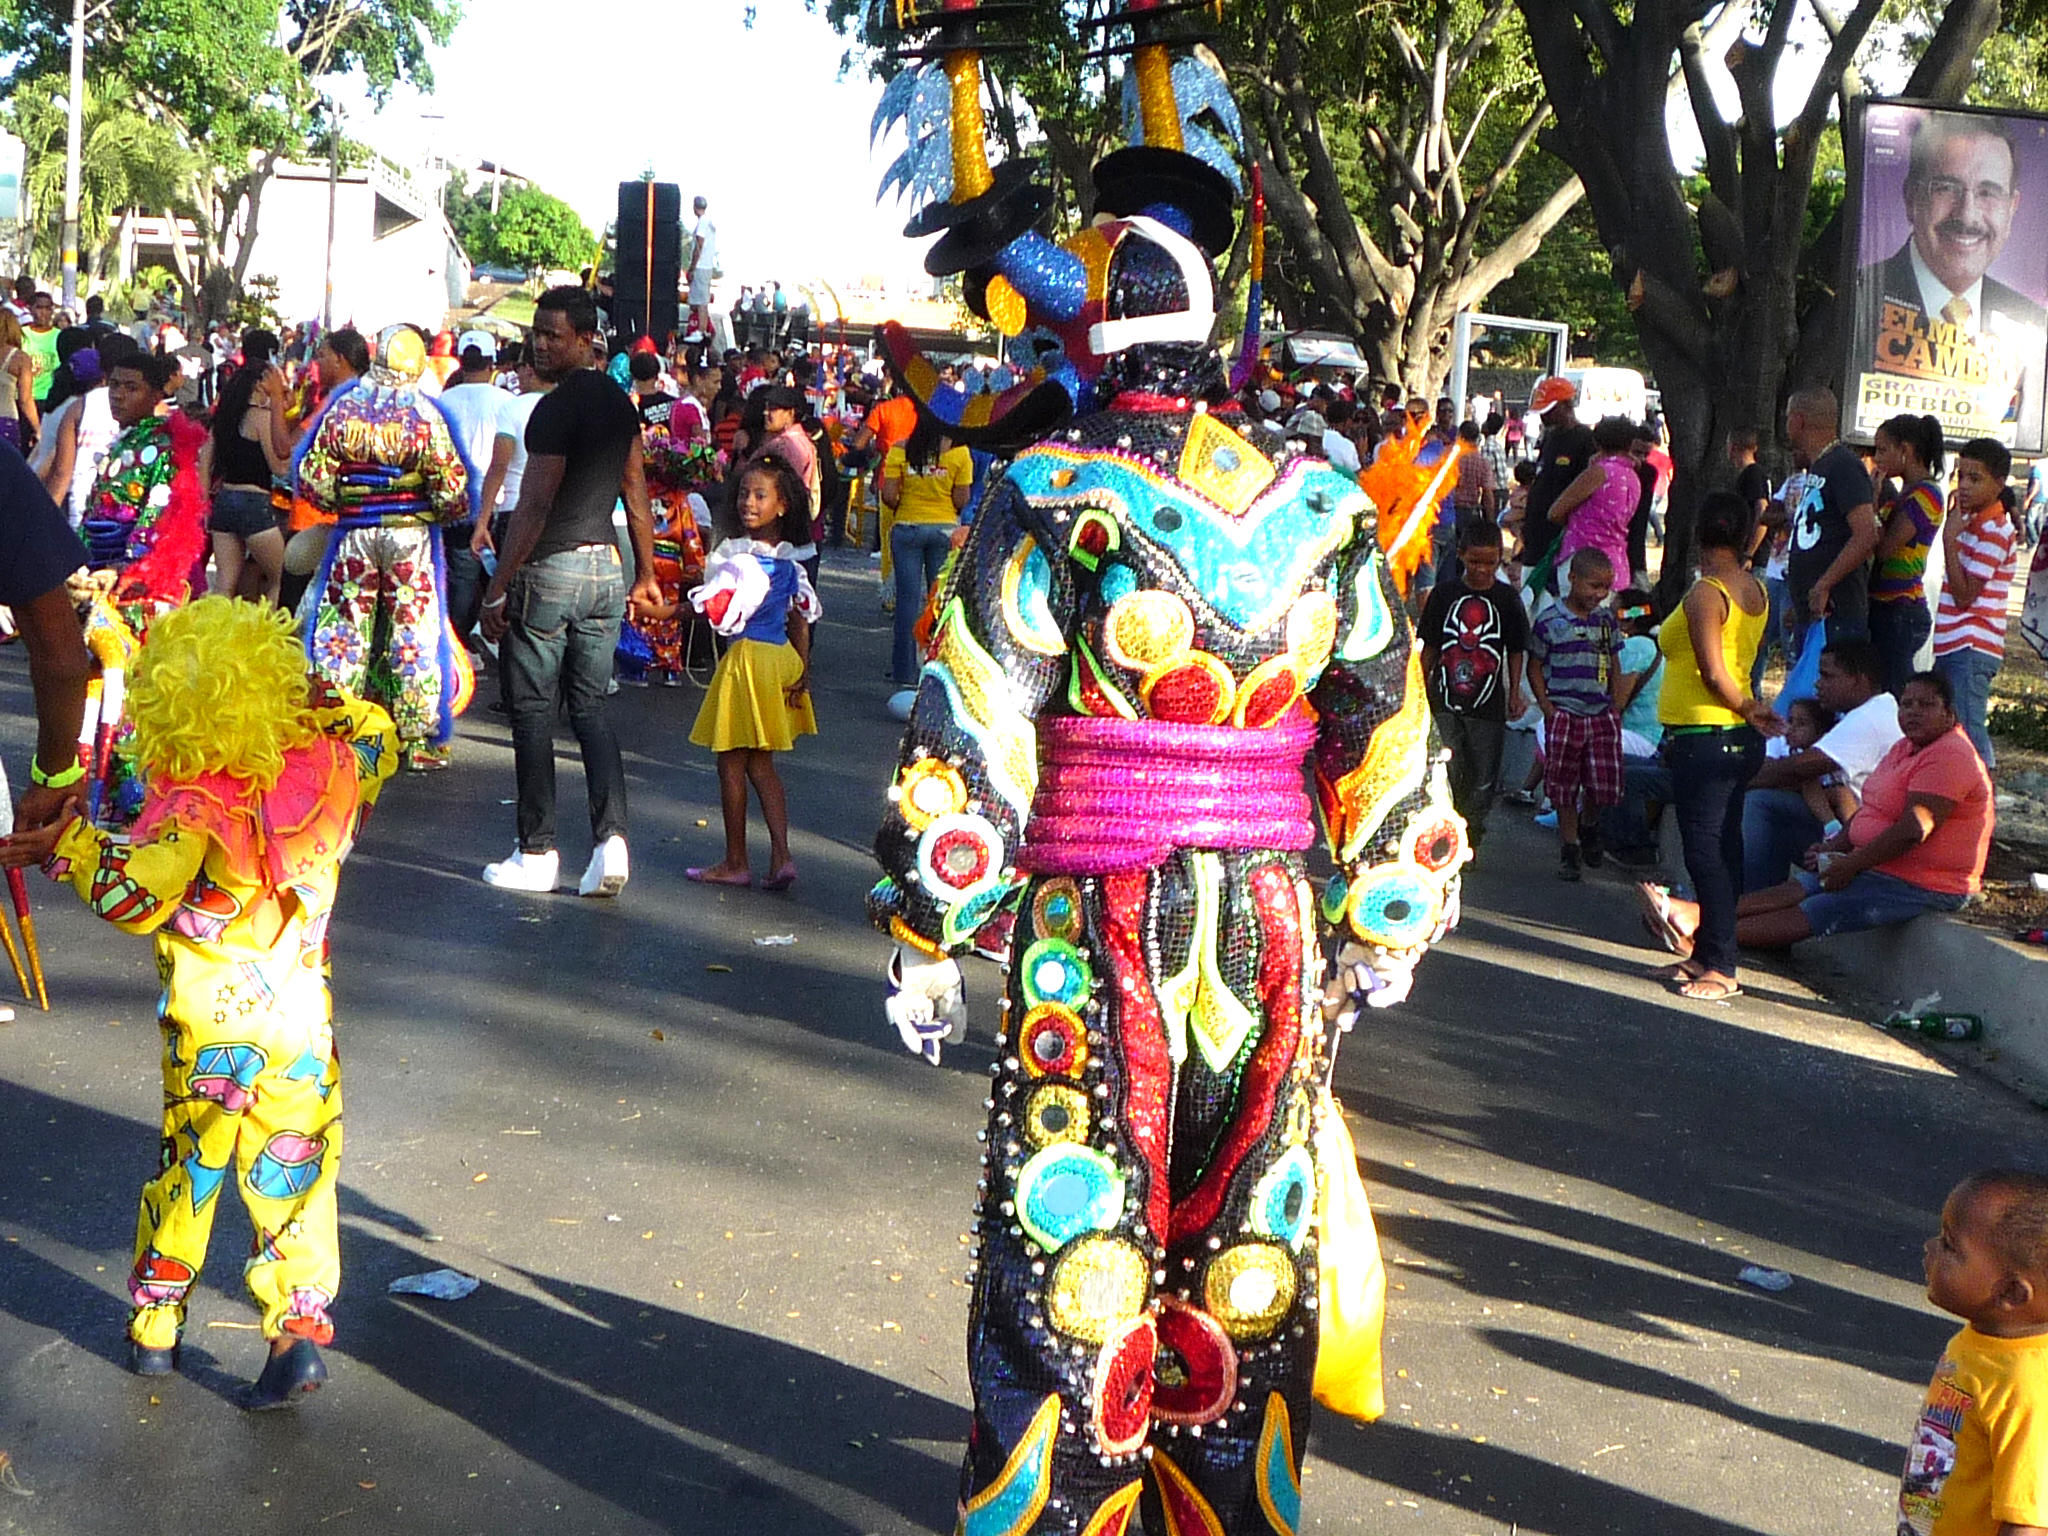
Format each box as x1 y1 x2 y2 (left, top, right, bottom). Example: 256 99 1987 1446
1901 1169 2048 1536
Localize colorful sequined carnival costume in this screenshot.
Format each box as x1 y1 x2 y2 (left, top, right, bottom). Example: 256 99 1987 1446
294 327 474 765
619 441 712 681
867 5 1464 1531
70 413 212 830
40 606 397 1356
80 410 211 621
875 399 1466 1534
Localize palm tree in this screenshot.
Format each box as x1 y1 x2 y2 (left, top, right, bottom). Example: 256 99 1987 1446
3 75 195 282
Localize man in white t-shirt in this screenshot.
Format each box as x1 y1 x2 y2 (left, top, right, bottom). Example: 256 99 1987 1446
685 196 717 343
476 350 548 552
1741 638 1902 890
1321 398 1362 474
433 330 518 648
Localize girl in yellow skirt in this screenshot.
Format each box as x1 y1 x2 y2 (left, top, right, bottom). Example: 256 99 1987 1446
686 456 819 890
4 597 395 1409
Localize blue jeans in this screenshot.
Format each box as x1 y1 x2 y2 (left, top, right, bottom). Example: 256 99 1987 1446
1667 727 1765 979
1868 598 1930 698
501 545 628 854
891 521 954 685
1742 785 1823 894
1935 649 2001 767
444 526 483 645
1791 867 1966 938
1601 752 1671 855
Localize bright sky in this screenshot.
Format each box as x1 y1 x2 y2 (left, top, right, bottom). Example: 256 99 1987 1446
334 0 934 295
337 0 1916 298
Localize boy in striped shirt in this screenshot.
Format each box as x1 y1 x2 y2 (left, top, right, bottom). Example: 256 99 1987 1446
1529 547 1624 880
1935 439 2017 767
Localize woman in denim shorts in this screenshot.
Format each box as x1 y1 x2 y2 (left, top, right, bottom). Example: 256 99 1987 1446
203 328 294 604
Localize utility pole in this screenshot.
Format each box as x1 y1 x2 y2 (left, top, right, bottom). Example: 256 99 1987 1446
60 0 84 309
323 106 340 330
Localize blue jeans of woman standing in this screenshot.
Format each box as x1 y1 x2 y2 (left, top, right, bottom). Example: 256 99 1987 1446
1935 649 2001 767
1868 597 1930 697
1665 726 1765 980
891 521 954 685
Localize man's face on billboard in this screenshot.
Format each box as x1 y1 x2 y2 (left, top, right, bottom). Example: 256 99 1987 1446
1906 128 2019 297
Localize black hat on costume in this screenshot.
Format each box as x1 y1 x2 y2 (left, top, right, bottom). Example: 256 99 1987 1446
1090 145 1237 259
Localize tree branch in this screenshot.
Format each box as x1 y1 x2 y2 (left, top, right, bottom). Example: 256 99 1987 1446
1473 100 1552 208
1448 0 1518 90
1786 0 1881 153
1563 0 1624 67
1680 20 1738 211
1627 265 1716 362
1900 0 2000 99
1451 175 1586 312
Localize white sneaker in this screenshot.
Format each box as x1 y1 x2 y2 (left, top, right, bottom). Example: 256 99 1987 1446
579 836 629 898
483 848 559 892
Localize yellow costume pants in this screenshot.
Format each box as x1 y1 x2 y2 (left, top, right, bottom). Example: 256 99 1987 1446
129 966 343 1351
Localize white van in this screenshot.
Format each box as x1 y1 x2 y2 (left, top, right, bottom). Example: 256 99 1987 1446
1562 366 1648 426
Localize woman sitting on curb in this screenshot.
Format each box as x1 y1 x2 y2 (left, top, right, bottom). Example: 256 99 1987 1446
1641 670 1991 957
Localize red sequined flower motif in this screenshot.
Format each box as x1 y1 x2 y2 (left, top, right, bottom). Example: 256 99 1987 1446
1092 1314 1157 1455
1150 1296 1239 1425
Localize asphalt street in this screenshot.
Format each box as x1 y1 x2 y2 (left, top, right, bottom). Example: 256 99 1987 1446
1 548 2043 1535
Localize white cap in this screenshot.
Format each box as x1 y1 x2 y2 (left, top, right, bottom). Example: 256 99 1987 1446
457 329 496 361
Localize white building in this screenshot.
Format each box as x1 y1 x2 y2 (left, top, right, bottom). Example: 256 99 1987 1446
117 153 466 329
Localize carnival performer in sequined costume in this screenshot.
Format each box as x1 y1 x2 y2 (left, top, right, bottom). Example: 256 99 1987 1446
80 352 211 627
867 4 1465 1532
29 598 396 1408
618 439 713 684
294 325 474 771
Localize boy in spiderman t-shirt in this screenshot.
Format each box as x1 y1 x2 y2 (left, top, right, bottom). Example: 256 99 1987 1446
1419 519 1529 847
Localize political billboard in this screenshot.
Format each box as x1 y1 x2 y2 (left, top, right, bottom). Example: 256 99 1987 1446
1841 99 2048 454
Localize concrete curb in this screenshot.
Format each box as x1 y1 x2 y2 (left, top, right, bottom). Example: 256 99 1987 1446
1791 915 2048 1106
1511 717 2048 1103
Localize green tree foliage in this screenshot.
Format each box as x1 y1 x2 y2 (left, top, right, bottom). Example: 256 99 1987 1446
462 186 594 279
1223 0 1587 391
2 75 194 280
0 0 459 312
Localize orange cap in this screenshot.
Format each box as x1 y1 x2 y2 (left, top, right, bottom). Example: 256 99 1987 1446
1529 375 1577 415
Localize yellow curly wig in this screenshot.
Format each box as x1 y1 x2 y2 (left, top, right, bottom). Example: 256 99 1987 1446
127 597 322 791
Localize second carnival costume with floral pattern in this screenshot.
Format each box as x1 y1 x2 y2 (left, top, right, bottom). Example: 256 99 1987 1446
865 4 1467 1532
293 326 475 767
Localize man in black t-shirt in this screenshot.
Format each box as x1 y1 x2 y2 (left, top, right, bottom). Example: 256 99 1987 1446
1782 385 1878 642
0 443 92 860
1731 430 1771 532
1417 520 1529 844
479 286 661 900
1522 377 1594 588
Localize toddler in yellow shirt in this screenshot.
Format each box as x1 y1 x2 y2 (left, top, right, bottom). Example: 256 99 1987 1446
1901 1169 2048 1536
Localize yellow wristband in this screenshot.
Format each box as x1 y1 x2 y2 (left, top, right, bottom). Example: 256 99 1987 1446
30 758 85 789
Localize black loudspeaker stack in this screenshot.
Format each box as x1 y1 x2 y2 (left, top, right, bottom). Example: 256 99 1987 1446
614 180 682 348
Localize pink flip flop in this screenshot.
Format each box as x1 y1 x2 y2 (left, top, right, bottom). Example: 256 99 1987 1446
761 862 798 893
686 867 753 888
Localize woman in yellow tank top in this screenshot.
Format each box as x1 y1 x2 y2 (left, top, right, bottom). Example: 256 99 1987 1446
1636 490 1784 1001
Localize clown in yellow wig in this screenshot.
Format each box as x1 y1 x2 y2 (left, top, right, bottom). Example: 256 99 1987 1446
38 597 396 1409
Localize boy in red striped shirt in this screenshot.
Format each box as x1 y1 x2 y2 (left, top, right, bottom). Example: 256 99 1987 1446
1935 438 2018 767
